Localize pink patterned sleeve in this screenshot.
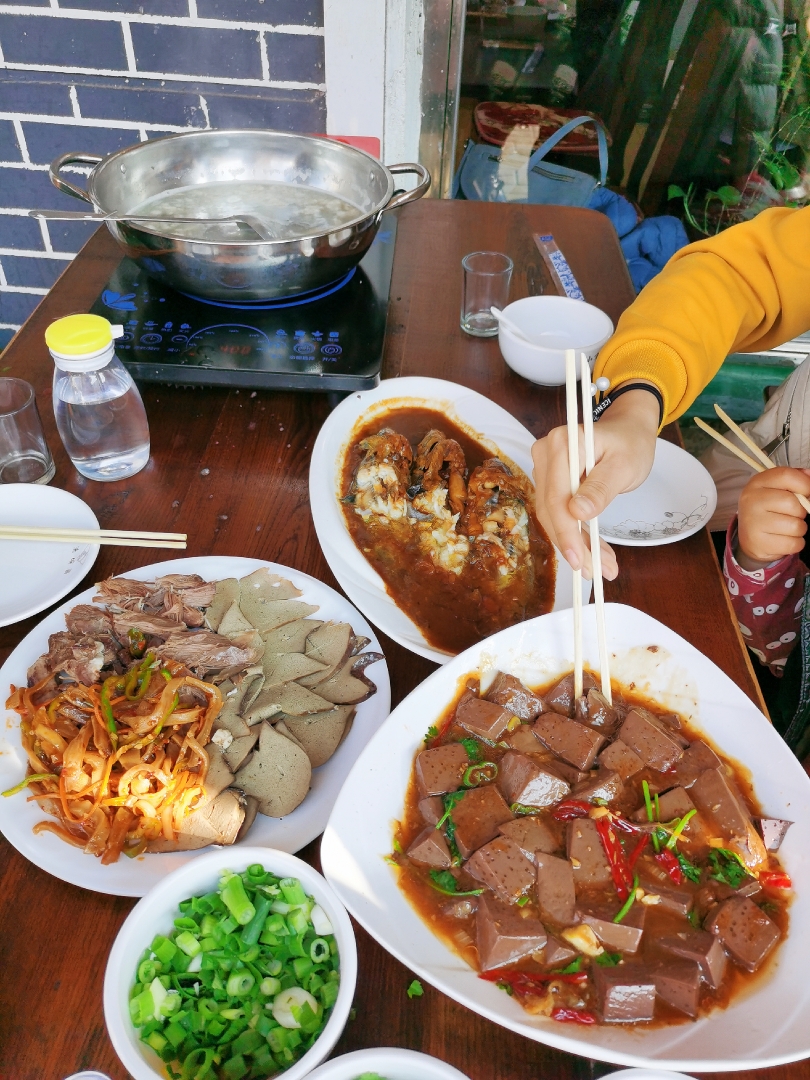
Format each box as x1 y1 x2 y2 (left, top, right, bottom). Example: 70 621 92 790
722 517 807 675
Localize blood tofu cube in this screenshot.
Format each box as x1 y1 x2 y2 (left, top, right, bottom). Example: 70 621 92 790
415 743 468 796
475 892 547 971
572 767 624 805
674 740 722 788
658 930 727 988
691 769 751 838
598 739 643 780
544 934 578 968
707 896 780 972
456 696 513 741
618 709 684 771
545 672 596 716
486 672 544 721
504 725 543 755
653 958 701 1017
579 904 646 953
406 826 452 868
497 750 570 809
593 964 656 1022
466 836 535 903
498 816 559 859
637 877 693 917
451 785 514 859
533 713 605 770
566 818 612 887
632 785 694 824
535 853 576 926
418 795 444 825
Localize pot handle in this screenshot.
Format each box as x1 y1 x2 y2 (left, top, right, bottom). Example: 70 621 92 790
383 163 432 213
49 152 103 204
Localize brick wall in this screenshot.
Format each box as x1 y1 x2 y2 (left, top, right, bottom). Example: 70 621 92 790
0 1 326 346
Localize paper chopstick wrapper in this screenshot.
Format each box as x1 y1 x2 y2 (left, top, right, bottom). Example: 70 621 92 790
534 233 584 300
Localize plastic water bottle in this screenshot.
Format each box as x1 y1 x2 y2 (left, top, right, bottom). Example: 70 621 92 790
46 314 150 481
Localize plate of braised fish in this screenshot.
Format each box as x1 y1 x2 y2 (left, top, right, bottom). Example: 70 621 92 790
309 377 587 664
321 603 809 1070
0 556 389 896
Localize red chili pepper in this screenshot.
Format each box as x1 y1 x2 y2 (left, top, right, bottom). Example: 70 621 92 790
479 970 588 990
759 871 792 890
551 799 592 821
429 710 457 749
594 816 634 901
655 848 684 885
611 814 643 835
627 834 649 870
551 1007 597 1025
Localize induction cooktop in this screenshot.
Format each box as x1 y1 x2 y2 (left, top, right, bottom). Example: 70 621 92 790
89 214 397 392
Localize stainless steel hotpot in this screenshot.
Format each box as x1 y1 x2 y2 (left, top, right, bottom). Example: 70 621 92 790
50 130 430 302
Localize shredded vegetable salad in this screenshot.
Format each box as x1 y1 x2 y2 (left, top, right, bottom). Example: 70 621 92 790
3 652 222 863
131 865 339 1080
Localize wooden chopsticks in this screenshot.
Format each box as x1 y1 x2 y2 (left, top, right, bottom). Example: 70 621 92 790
695 404 810 515
0 526 187 549
565 349 612 704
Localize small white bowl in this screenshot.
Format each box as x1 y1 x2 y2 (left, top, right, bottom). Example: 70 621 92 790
305 1048 472 1080
498 295 614 385
104 846 357 1080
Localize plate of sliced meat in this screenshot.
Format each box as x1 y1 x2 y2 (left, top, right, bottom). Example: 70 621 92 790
0 556 389 896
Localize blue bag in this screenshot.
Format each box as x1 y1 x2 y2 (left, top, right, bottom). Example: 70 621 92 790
455 115 608 207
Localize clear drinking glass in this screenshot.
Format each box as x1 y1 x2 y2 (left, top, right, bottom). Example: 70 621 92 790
460 251 513 337
0 377 55 484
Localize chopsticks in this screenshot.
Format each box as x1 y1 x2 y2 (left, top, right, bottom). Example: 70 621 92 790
564 349 612 704
695 405 810 515
0 526 187 549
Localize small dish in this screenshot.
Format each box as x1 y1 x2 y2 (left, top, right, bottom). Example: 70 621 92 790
498 296 613 386
305 1047 472 1080
104 846 357 1080
0 484 99 626
600 439 717 546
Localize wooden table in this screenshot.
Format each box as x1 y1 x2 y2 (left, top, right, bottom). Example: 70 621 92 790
0 202 775 1080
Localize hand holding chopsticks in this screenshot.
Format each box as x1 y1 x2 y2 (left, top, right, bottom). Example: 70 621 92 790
564 349 612 704
0 526 186 549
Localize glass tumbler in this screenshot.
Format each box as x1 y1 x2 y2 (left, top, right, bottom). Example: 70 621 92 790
460 251 513 337
0 377 55 484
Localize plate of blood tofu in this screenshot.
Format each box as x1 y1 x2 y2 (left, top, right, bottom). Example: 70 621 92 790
322 603 809 1071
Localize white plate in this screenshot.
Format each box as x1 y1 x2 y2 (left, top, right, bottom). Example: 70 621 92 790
304 1048 471 1080
309 376 588 665
0 483 100 626
599 440 717 546
321 602 810 1072
0 555 390 897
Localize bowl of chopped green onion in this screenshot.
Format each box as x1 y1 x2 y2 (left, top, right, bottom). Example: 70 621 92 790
104 847 356 1080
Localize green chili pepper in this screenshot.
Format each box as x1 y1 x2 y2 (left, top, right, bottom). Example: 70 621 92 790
125 652 156 701
462 762 498 787
153 693 179 738
128 626 147 659
100 675 121 744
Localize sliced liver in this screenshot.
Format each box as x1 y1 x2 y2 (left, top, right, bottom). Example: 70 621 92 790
572 767 624 805
418 795 444 825
475 892 547 971
451 785 514 859
618 709 684 771
486 672 544 721
544 934 578 968
533 713 606 770
415 743 468 797
535 853 577 926
691 768 751 838
566 818 612 887
545 671 596 716
658 929 728 988
465 836 535 903
593 963 656 1022
707 895 780 972
456 696 513 741
497 750 570 809
652 958 701 1018
407 826 452 868
598 740 643 780
498 815 559 859
578 903 646 953
674 740 722 788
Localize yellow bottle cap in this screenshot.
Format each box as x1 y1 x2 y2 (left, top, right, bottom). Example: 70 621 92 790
45 314 115 356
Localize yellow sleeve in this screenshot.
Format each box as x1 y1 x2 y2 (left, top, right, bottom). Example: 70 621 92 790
593 206 810 424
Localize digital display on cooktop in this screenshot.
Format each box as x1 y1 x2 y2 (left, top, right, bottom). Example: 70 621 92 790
89 215 396 392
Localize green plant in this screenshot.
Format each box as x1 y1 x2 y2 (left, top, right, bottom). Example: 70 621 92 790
667 182 741 235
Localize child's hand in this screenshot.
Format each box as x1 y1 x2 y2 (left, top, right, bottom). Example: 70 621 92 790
736 467 810 569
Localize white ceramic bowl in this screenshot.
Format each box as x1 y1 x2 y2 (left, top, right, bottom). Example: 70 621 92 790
305 1048 472 1080
104 847 357 1080
322 602 810 1072
498 295 614 385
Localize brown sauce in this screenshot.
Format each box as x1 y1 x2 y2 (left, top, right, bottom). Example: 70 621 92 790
340 407 555 655
392 672 791 1027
